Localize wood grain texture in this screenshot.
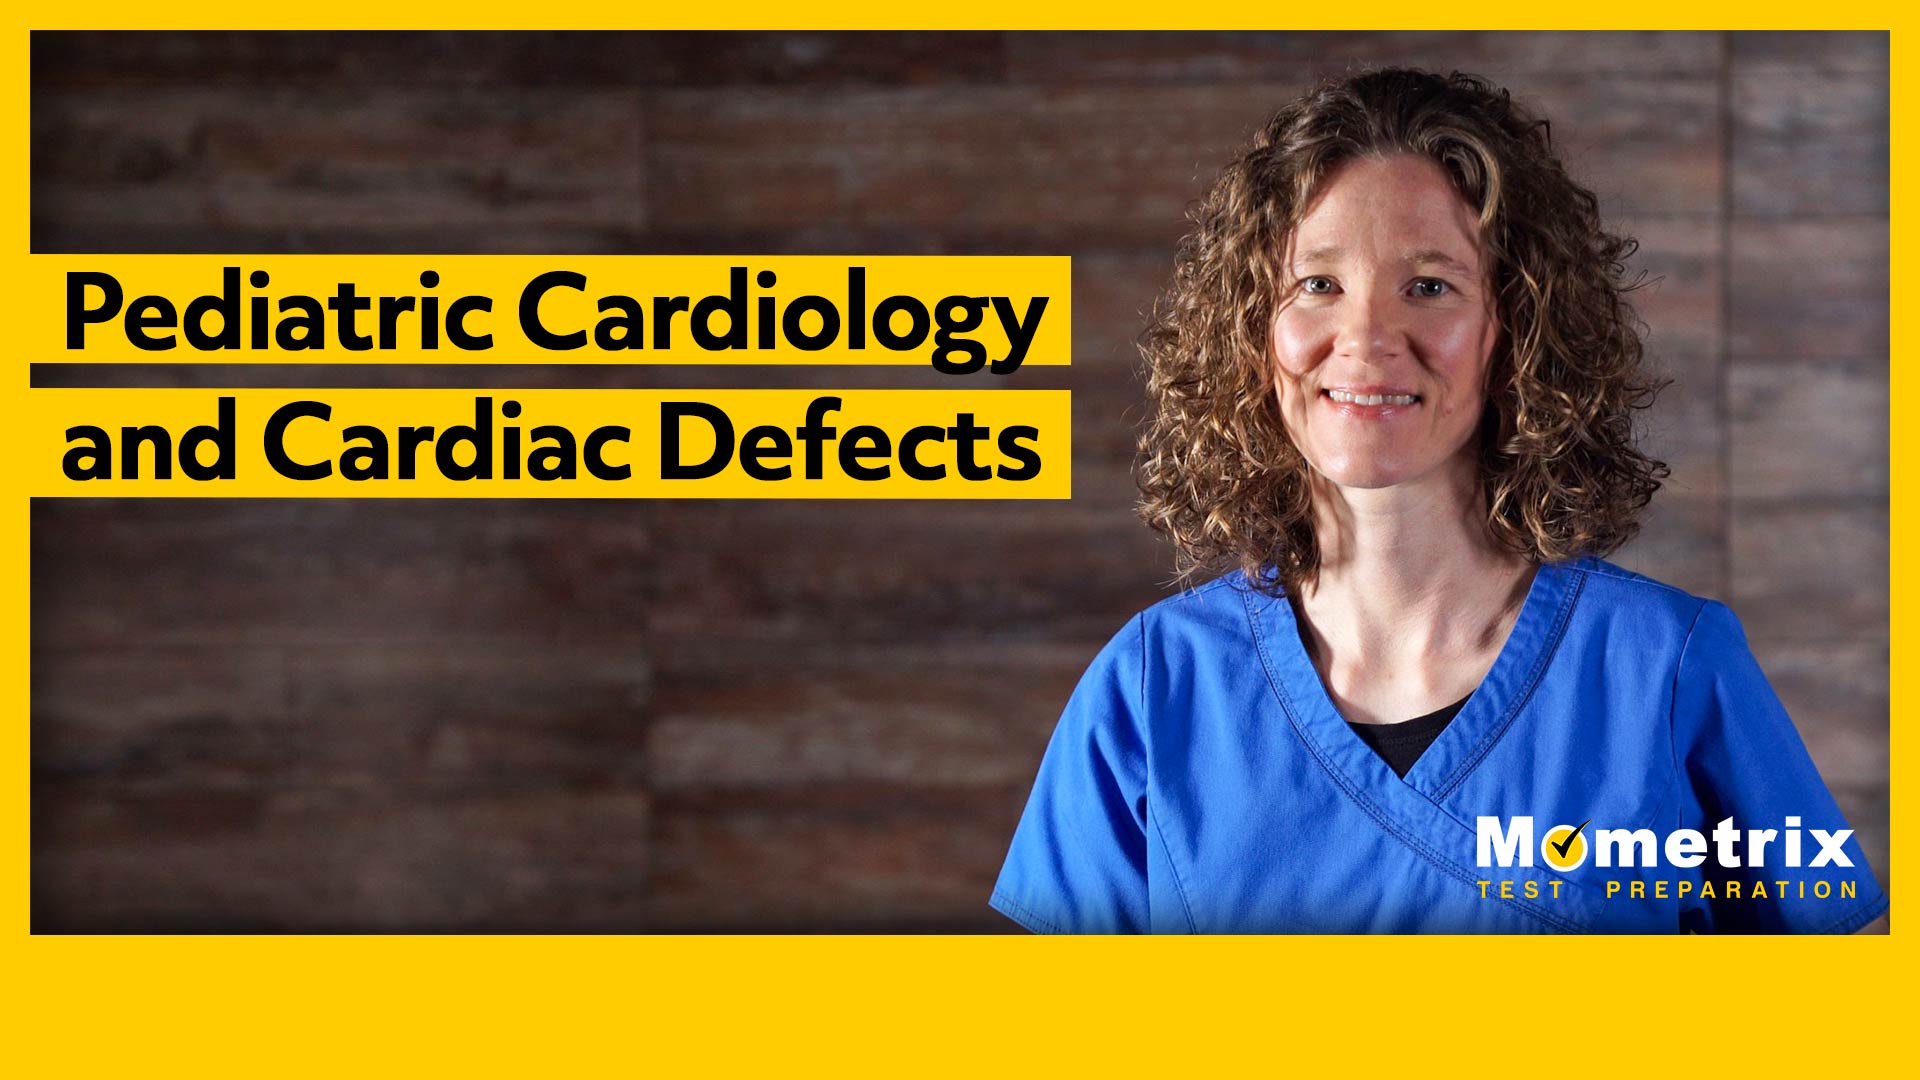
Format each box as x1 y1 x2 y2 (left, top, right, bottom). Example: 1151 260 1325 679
34 88 646 231
1733 69 1887 217
1730 358 1888 499
1004 31 1723 83
33 501 655 648
643 501 1167 662
1617 214 1723 358
1730 501 1888 642
34 789 653 932
645 784 1023 932
649 652 1084 791
1729 218 1887 358
1508 77 1722 217
1750 640 1889 790
1730 31 1887 74
1636 353 1724 501
1611 494 1726 602
29 31 1888 931
32 31 1007 89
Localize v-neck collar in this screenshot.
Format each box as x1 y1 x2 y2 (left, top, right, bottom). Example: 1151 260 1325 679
1238 558 1602 932
1245 558 1587 803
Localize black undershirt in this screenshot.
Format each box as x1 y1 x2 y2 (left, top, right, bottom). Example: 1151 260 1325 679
1294 606 1469 777
1346 696 1470 778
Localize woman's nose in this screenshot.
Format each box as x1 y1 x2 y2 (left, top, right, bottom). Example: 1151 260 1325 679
1333 291 1405 364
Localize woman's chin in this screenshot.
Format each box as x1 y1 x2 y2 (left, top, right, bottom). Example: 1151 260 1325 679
1309 441 1477 494
1323 472 1411 491
1313 457 1421 491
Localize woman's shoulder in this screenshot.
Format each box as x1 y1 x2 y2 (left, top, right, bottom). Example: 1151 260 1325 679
1558 555 1721 629
1064 572 1269 680
1130 568 1273 640
1552 556 1772 671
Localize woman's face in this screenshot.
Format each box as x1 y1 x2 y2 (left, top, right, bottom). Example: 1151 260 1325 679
1270 153 1499 493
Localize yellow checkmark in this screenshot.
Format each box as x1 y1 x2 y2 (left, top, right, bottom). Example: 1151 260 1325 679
1542 822 1589 872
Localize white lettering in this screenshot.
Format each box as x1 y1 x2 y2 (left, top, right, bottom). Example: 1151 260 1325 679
1594 828 1656 868
1712 817 1742 867
1665 829 1707 868
1809 828 1854 868
1477 816 1533 868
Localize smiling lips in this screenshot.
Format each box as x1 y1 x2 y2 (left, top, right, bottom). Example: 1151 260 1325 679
1320 386 1422 415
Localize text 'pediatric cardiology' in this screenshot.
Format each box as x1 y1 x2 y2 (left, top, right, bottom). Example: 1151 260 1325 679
49 257 1068 369
30 255 1074 499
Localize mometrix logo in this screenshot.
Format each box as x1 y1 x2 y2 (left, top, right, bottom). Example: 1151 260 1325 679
1476 816 1855 871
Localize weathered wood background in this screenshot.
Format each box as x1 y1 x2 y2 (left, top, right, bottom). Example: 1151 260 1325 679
30 31 1888 931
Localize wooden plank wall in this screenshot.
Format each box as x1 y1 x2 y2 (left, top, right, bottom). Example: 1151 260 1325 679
29 31 1889 930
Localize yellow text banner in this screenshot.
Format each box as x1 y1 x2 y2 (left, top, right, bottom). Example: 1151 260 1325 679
25 387 1071 498
33 255 1071 367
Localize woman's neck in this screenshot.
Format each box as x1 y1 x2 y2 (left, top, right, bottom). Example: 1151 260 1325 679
1292 455 1536 722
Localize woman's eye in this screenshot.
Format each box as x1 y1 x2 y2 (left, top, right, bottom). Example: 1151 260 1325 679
1300 276 1336 295
1410 278 1449 298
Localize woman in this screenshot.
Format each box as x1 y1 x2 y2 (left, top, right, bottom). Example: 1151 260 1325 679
990 68 1888 934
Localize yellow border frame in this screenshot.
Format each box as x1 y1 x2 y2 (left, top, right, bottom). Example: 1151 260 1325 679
7 15 1907 1073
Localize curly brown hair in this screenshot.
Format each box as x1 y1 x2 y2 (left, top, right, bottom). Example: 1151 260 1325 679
1136 67 1668 593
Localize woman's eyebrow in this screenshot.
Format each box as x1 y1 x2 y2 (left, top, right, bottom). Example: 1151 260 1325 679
1290 246 1476 274
1404 249 1476 274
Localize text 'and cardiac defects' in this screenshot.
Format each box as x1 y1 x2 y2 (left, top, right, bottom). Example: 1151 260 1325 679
40 390 1069 497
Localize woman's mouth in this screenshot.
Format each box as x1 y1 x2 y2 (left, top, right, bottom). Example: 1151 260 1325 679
1323 388 1420 406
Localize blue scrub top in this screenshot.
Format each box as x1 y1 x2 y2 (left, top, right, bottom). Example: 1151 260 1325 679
991 557 1888 934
